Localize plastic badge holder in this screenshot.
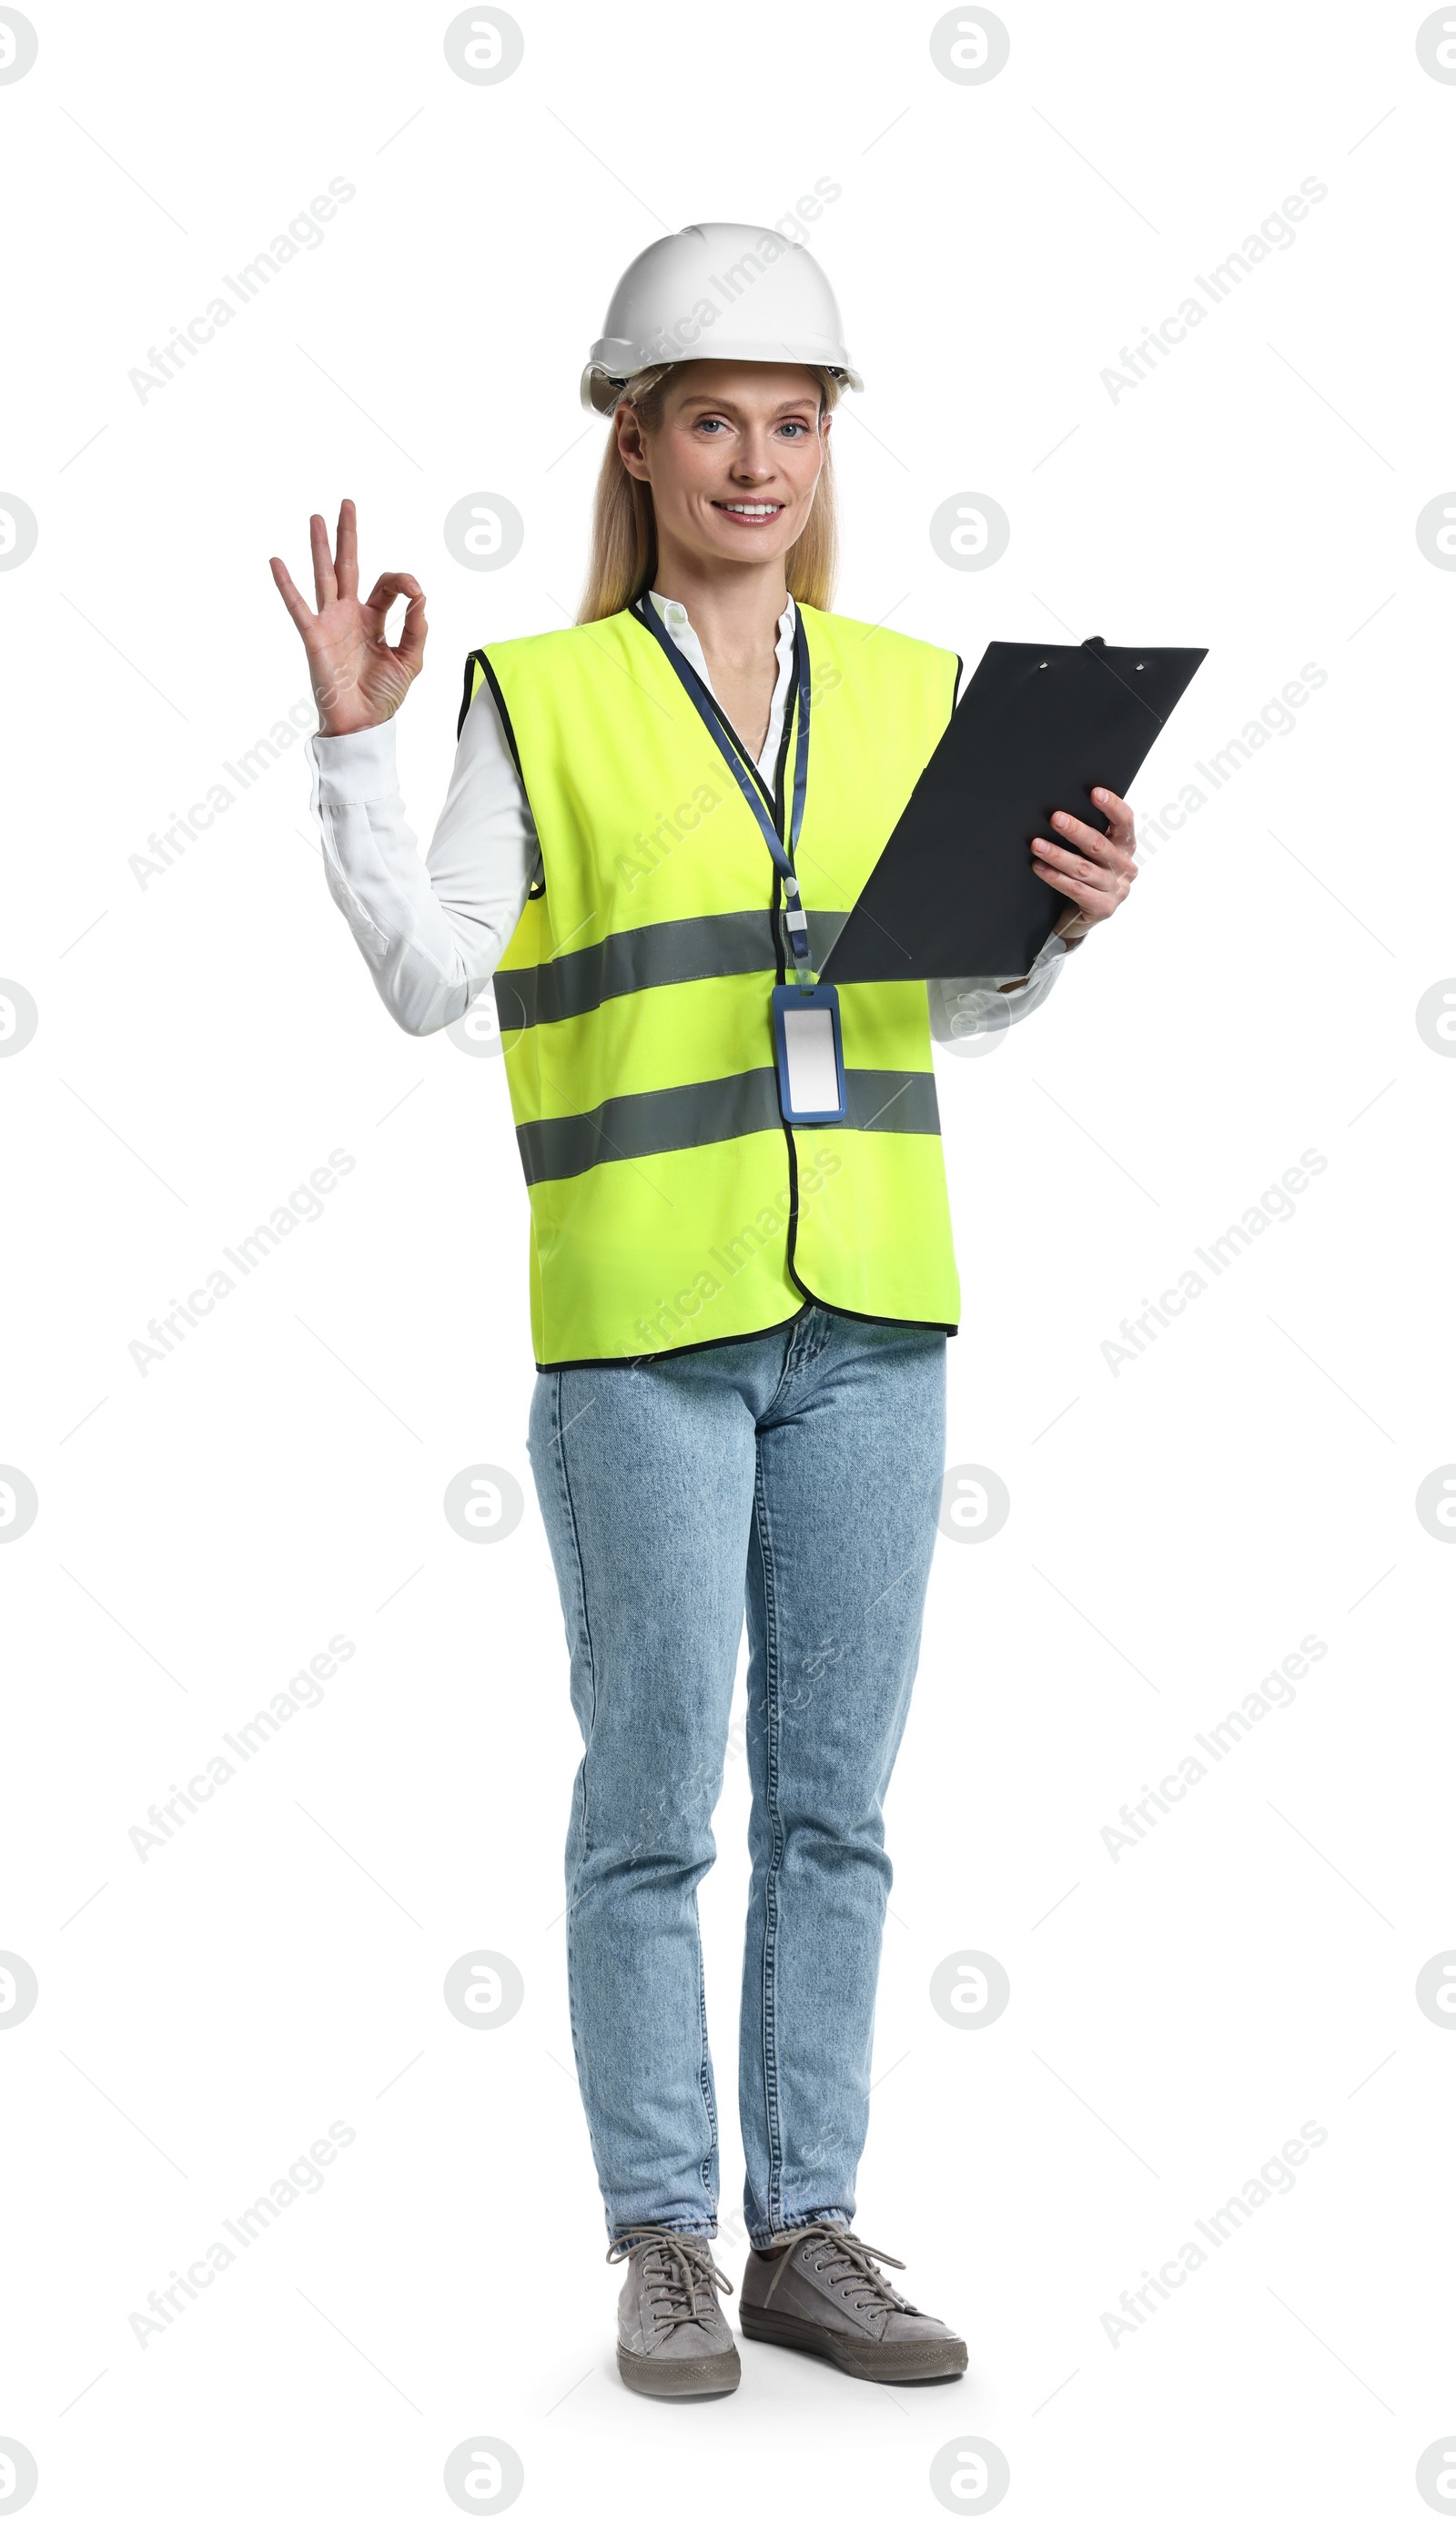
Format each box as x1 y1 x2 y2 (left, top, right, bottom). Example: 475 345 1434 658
772 981 847 1125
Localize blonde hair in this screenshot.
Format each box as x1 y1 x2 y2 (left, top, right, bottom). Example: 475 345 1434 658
577 363 842 623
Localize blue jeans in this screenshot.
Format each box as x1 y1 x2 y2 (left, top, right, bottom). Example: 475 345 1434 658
527 1301 946 2247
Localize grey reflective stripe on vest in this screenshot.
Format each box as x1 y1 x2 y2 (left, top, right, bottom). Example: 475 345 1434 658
516 1065 940 1186
844 1069 941 1135
493 906 851 1031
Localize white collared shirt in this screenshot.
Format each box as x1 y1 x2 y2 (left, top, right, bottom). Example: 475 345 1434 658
306 591 1075 1039
646 588 800 775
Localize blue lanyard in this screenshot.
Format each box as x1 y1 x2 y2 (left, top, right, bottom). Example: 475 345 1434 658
632 594 814 980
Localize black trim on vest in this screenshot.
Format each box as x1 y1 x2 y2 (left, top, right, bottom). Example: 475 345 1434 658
780 1295 958 1341
531 1298 956 1374
541 1307 810 1373
458 649 482 743
767 636 804 1296
771 651 795 832
460 647 521 771
461 646 546 900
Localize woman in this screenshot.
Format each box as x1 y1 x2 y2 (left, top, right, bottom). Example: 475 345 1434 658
271 222 1137 2400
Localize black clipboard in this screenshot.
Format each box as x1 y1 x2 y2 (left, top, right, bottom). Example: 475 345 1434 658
819 634 1207 982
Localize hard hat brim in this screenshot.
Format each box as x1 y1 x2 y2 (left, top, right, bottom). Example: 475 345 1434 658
580 354 864 417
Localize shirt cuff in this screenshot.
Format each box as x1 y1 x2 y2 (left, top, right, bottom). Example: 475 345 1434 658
309 720 400 805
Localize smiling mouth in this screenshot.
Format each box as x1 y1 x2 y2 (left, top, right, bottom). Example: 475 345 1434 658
712 501 784 524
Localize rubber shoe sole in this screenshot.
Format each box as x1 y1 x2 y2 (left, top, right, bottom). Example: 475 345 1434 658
616 2341 742 2398
740 2302 966 2383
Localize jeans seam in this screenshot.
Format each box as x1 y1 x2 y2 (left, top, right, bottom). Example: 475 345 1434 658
696 1934 718 2224
765 1302 824 1409
752 1450 786 2234
553 1372 599 1851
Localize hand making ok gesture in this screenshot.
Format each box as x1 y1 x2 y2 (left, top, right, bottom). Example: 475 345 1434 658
269 497 427 737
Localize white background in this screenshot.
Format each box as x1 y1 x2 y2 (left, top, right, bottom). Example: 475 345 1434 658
4 1 1455 2516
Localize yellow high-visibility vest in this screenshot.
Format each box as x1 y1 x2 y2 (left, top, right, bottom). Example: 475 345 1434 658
462 601 962 1367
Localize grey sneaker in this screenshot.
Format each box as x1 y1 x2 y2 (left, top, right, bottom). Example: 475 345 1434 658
739 2222 968 2383
608 2225 741 2397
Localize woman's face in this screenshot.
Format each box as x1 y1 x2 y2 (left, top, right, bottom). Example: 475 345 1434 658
615 361 829 572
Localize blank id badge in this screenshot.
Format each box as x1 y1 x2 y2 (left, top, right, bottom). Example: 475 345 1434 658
771 982 847 1124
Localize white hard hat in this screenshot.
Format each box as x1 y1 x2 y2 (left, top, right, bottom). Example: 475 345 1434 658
581 221 864 414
